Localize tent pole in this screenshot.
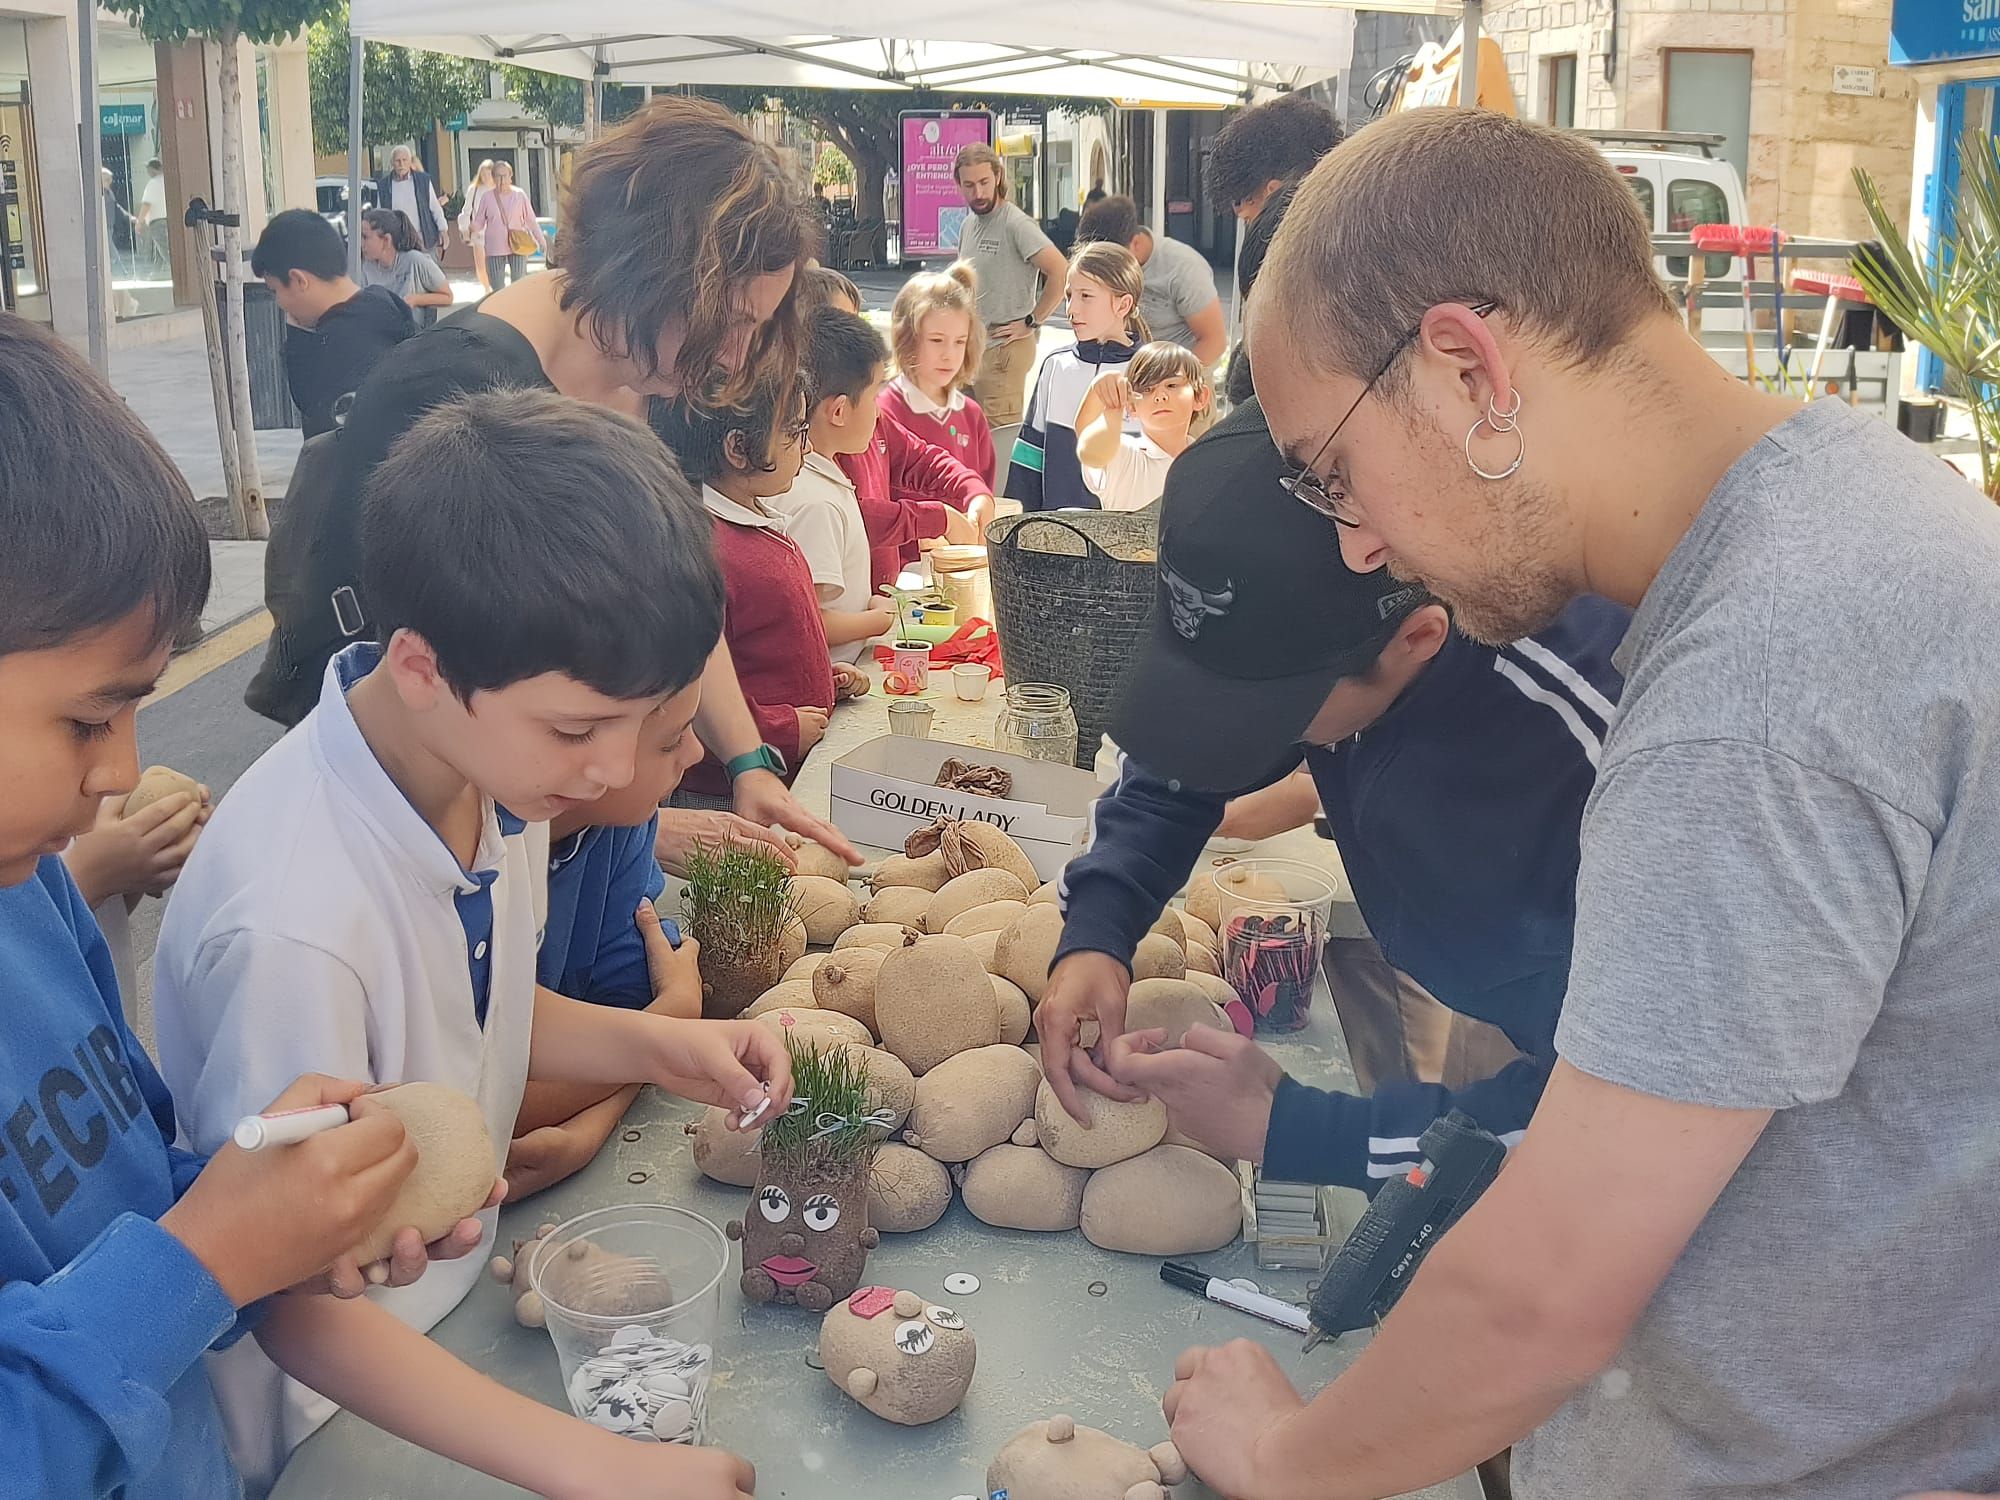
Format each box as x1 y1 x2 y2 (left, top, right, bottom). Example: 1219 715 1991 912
1459 0 1483 109
76 0 105 372
347 38 363 279
1150 107 1167 236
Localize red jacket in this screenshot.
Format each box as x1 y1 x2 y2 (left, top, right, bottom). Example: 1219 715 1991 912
837 414 989 590
682 502 835 799
879 382 998 493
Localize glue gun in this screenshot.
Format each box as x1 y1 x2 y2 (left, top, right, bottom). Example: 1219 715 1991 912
1302 1111 1506 1350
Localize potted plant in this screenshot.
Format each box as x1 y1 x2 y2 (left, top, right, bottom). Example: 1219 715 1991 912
727 1040 886 1312
1854 135 2000 501
681 838 795 1019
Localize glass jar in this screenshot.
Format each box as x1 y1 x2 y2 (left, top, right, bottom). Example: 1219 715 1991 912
993 683 1079 767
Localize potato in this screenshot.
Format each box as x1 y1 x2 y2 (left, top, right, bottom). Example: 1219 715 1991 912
792 842 855 884
942 900 1027 941
1124 978 1230 1048
750 1007 871 1048
835 922 921 952
991 975 1031 1045
927 869 1030 932
783 952 830 983
870 851 950 893
903 1045 1042 1162
866 1144 952 1233
741 979 819 1018
348 1083 495 1263
993 904 1066 1003
861 886 933 929
960 1144 1089 1232
790 876 862 944
813 946 889 1034
1079 1145 1242 1254
1032 1079 1167 1170
1130 933 1187 982
688 1106 763 1186
873 935 1001 1074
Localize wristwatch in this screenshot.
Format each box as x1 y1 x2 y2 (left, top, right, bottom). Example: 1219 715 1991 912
1023 313 1037 329
724 744 789 781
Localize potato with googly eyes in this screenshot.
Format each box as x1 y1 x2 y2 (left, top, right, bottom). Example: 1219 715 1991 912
819 1287 977 1425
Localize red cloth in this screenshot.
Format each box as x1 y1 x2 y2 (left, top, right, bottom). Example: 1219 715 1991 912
682 514 835 798
879 385 997 494
837 415 990 591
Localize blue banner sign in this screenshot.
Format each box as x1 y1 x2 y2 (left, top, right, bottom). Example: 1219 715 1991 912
100 102 148 135
1892 0 2000 67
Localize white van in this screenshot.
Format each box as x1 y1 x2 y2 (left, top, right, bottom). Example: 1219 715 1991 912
1579 130 1749 322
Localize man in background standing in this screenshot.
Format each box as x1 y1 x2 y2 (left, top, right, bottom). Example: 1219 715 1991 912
374 145 449 256
1076 192 1226 367
954 142 1067 432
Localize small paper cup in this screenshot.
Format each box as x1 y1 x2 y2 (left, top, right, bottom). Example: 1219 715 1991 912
951 663 992 701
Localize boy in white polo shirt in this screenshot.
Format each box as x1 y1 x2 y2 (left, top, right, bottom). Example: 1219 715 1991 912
1074 342 1212 512
153 389 785 1498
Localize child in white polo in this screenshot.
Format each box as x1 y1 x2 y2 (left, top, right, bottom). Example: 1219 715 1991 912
1075 342 1214 512
152 389 785 1496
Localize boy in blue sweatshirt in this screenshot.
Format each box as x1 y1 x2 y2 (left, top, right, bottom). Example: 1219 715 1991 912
1038 400 1627 1189
0 312 469 1499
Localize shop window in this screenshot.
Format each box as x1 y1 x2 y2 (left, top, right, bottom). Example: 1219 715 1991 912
1622 174 1655 227
1663 49 1752 189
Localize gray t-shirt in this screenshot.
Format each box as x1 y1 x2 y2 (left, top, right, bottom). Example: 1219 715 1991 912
956 200 1053 325
1139 233 1218 351
359 249 447 305
1520 398 2000 1498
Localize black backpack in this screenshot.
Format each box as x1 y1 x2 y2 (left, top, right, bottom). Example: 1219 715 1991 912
243 424 371 728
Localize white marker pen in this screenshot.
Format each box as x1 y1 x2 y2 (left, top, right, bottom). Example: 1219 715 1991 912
1160 1260 1313 1335
232 1103 351 1152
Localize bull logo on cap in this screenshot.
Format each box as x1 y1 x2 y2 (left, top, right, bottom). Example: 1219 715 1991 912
1163 565 1234 641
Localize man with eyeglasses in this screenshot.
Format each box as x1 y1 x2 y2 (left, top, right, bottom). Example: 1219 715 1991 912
1155 110 2000 1500
1039 396 1625 1210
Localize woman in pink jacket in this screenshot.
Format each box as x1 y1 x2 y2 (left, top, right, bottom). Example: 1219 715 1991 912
469 161 548 288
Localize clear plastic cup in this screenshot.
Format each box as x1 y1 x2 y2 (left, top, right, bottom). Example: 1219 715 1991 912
528 1204 728 1444
1214 858 1339 1034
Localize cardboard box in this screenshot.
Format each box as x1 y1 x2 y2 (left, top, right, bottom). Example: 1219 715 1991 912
830 736 1103 881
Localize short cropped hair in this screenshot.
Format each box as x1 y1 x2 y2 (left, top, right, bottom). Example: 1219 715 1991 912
251 208 346 283
554 96 820 403
0 312 210 656
1208 93 1342 213
650 372 811 486
1259 109 1674 390
360 388 724 702
797 264 863 316
806 307 887 407
952 142 1008 198
1076 194 1143 249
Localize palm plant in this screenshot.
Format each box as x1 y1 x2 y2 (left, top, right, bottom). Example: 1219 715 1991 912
1854 134 2000 501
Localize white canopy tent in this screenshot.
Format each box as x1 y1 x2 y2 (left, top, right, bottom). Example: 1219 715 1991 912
339 0 1470 275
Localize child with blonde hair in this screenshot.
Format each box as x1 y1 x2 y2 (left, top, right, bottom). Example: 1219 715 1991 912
1005 240 1148 510
1074 340 1213 511
881 262 998 487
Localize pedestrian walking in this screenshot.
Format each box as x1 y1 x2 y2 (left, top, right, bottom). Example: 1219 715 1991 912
373 144 448 255
458 158 496 291
469 161 546 289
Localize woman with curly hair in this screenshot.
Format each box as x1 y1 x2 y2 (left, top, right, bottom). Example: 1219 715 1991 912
252 95 857 862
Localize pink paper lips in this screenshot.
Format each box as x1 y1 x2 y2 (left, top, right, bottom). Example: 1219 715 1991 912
762 1256 820 1287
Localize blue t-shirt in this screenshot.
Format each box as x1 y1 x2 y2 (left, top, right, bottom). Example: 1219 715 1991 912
0 856 245 1497
536 816 670 1008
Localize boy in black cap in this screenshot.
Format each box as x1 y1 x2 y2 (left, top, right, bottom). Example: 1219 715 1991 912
1037 398 1628 1194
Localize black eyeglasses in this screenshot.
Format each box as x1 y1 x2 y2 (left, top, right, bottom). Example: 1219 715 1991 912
1279 300 1498 528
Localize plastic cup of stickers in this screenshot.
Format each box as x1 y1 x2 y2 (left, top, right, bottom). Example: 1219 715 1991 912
529 1204 728 1444
1215 858 1338 1036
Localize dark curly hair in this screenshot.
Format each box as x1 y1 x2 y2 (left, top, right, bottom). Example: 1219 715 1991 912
553 96 821 403
1207 93 1343 214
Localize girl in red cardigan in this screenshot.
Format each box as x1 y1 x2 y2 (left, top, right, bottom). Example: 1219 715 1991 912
881 263 999 489
651 375 865 800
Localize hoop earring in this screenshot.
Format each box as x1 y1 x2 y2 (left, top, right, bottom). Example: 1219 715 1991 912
1465 390 1526 481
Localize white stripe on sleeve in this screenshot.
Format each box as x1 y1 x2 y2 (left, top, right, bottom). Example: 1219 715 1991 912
1510 636 1618 727
1493 657 1602 767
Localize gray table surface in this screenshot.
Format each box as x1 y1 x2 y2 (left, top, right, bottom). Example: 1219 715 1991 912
271 680 1479 1500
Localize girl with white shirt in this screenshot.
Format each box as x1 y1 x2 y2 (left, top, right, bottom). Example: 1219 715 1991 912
1073 341 1212 511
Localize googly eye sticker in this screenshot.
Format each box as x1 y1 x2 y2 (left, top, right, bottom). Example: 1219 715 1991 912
802 1194 841 1232
757 1185 792 1223
894 1320 935 1356
925 1306 965 1331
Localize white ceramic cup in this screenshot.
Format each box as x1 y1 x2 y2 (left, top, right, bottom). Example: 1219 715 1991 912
951 663 992 701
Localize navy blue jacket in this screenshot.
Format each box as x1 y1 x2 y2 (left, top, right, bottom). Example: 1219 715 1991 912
1056 596 1629 1190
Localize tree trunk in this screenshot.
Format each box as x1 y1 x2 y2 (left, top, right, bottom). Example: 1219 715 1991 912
216 30 269 540
854 148 889 268
583 76 599 141
194 220 243 512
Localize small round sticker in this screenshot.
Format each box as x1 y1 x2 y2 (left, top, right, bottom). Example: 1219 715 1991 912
943 1272 980 1296
894 1320 935 1356
925 1306 965 1331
